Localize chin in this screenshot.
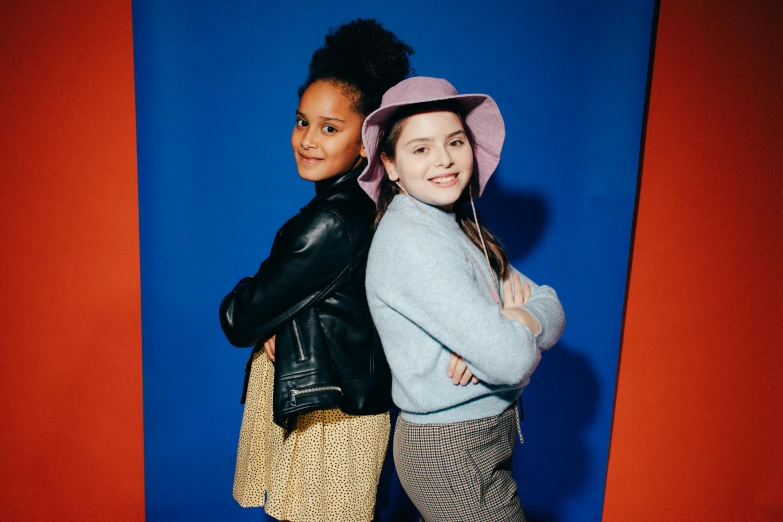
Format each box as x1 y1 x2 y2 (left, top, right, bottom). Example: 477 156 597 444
300 170 347 183
438 189 466 206
297 170 319 181
296 166 330 182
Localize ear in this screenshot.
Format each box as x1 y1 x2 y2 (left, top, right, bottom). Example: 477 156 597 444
380 152 399 182
359 143 367 159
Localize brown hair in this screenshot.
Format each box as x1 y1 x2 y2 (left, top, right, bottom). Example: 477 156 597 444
374 101 509 280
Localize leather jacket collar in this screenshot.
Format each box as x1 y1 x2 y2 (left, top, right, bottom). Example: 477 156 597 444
312 160 368 200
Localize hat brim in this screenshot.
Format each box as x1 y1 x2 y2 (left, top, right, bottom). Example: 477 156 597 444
359 93 505 204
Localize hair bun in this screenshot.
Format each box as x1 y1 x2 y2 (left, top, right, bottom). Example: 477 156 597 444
299 18 414 116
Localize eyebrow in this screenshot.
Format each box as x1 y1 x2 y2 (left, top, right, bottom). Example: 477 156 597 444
296 111 346 124
404 130 466 147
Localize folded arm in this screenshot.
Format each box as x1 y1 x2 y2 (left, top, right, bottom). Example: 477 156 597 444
504 264 566 351
219 210 353 347
371 229 540 387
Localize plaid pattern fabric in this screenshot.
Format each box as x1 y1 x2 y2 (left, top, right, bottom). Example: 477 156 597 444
394 407 526 522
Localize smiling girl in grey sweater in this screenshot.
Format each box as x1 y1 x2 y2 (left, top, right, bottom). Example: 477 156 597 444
359 77 565 521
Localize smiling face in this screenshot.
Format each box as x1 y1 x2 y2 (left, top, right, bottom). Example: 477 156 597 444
291 80 367 182
381 110 473 211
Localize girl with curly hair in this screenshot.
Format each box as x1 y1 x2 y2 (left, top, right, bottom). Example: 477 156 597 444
219 19 414 522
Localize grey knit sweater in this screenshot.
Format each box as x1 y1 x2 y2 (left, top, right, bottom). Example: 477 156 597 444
366 195 565 424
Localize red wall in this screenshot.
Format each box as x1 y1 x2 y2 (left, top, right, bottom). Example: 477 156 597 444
0 1 145 520
604 1 783 520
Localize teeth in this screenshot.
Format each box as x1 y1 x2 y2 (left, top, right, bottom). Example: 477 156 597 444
432 175 456 184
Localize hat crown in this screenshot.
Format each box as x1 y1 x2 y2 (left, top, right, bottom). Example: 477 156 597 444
380 77 459 108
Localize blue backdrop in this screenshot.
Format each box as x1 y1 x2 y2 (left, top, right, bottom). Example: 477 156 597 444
132 1 655 520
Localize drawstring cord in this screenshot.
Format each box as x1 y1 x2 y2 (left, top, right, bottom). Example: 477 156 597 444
515 398 525 444
469 183 498 290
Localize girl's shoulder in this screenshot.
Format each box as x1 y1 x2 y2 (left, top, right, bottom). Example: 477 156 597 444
275 206 353 253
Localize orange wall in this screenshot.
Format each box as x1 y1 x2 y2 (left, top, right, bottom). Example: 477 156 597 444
0 1 145 521
604 1 783 521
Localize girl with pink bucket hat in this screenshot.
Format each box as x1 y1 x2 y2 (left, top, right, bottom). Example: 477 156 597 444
363 77 566 521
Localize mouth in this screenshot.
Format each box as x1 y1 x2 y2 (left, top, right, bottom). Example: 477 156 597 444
429 173 459 186
298 153 323 164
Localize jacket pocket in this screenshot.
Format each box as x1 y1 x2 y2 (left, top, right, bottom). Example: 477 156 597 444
290 317 308 361
290 385 342 406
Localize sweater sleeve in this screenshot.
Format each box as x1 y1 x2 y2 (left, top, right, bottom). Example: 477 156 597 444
505 264 566 351
371 226 540 387
219 209 353 348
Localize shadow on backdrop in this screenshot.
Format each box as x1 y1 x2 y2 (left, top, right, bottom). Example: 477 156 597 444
476 167 549 262
480 175 600 518
479 175 599 519
518 342 599 521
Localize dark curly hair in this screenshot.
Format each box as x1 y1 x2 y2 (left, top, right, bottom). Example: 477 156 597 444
298 18 414 116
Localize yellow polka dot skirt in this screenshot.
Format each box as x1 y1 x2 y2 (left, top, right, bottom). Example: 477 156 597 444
233 350 390 522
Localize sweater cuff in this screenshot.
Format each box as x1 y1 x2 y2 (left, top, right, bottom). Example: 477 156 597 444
517 304 546 345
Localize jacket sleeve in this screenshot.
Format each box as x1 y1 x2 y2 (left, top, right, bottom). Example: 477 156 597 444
219 209 353 347
503 264 566 351
370 226 540 387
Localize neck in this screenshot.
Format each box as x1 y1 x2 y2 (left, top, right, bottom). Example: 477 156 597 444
314 159 367 194
395 182 456 214
392 193 460 232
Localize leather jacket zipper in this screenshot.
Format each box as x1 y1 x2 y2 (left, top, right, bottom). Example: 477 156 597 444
291 318 306 361
290 385 342 406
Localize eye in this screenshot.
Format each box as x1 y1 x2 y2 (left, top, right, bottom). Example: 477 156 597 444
322 125 337 133
295 118 308 128
413 147 428 154
449 139 465 147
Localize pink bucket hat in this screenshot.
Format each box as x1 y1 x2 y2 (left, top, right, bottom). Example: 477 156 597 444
358 76 505 203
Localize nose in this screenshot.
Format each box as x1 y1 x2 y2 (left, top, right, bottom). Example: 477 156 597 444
434 145 454 168
300 126 317 150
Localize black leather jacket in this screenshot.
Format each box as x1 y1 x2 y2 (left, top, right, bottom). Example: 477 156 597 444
219 164 391 429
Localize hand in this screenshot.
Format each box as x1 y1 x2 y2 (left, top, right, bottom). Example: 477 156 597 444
447 352 479 385
263 334 276 363
503 272 531 308
500 273 541 335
